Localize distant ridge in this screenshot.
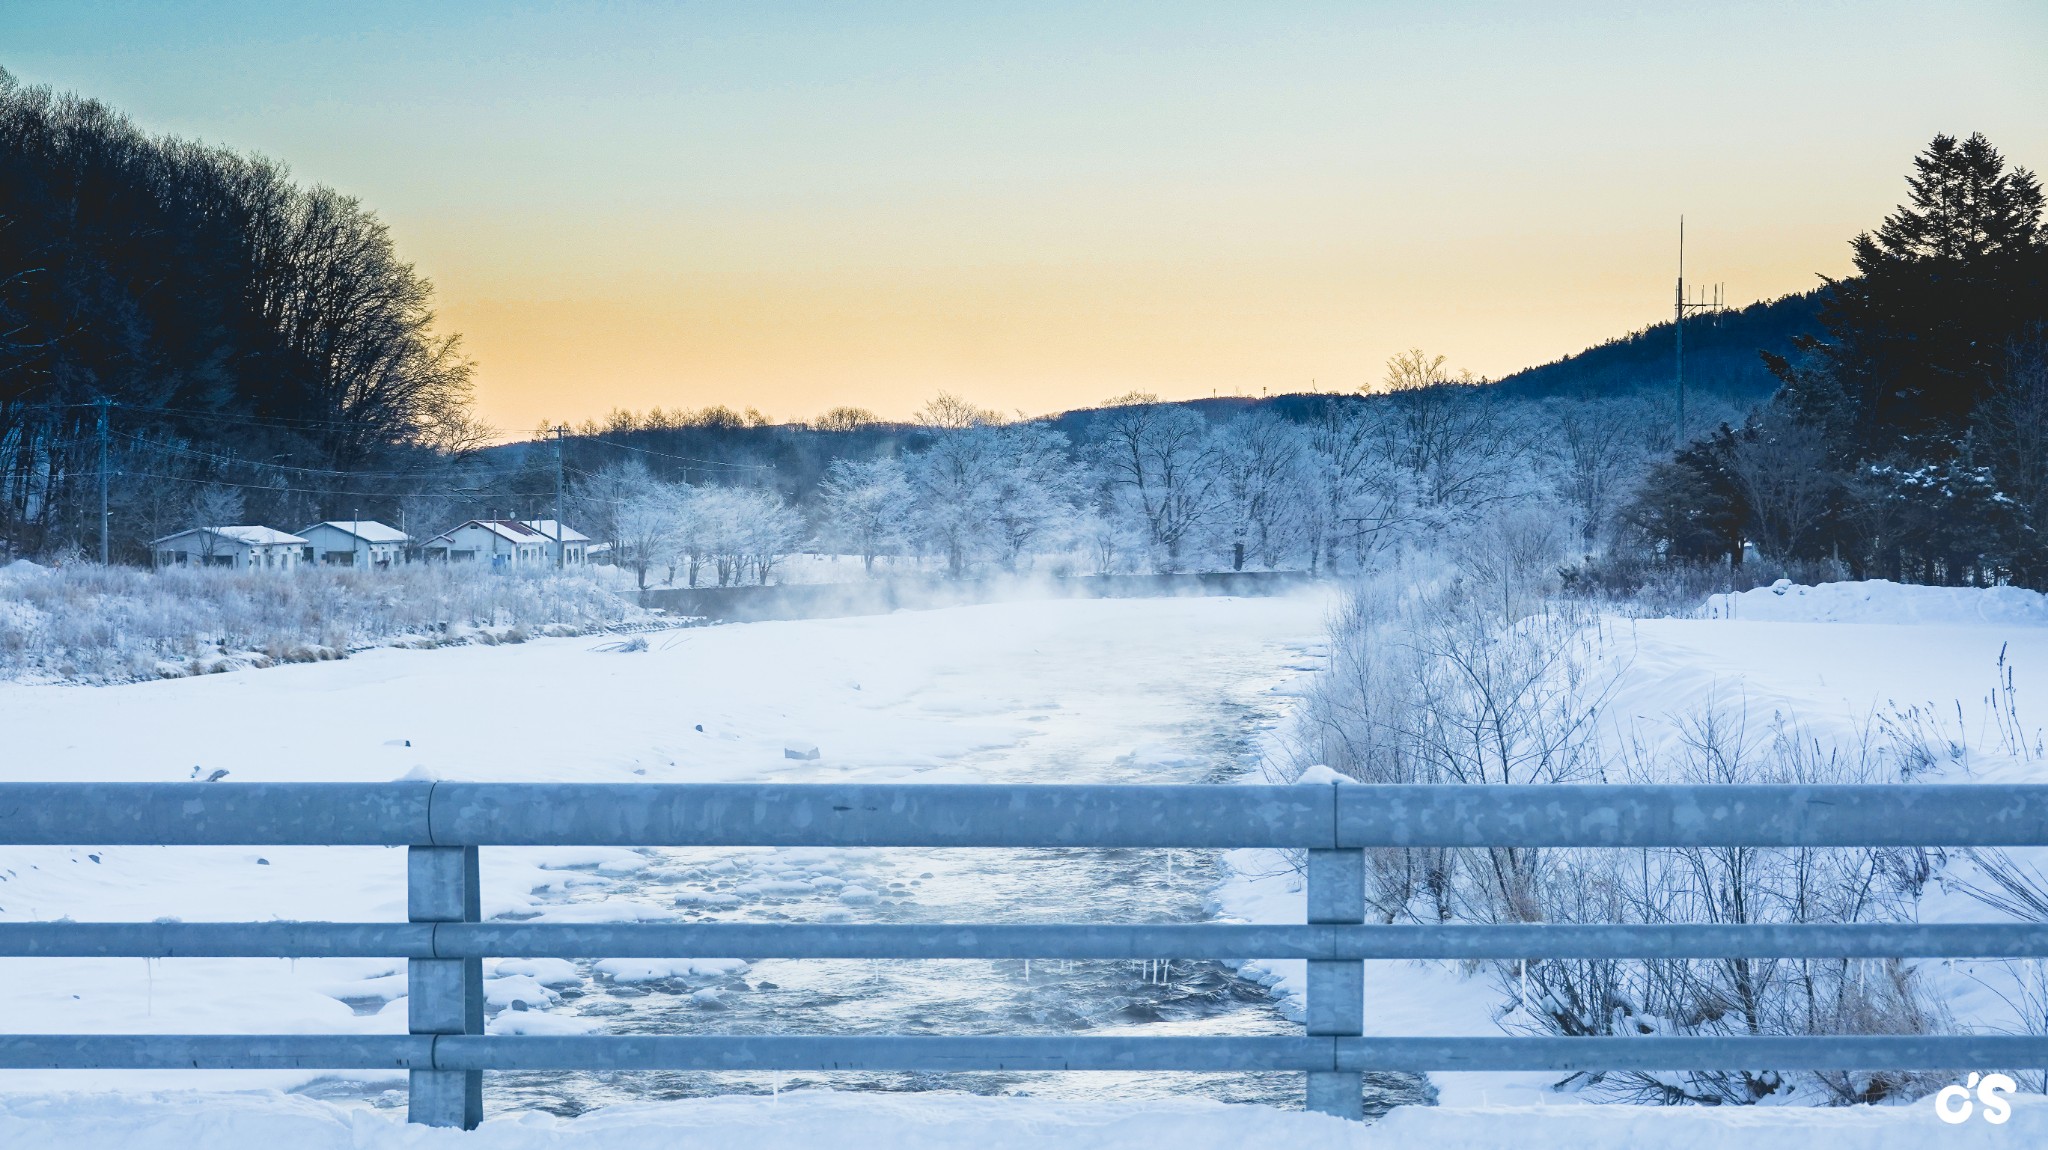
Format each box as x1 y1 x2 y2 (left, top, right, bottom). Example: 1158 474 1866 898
1490 287 1826 400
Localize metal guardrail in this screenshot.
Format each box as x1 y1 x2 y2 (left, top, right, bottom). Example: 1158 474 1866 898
3 782 2047 1128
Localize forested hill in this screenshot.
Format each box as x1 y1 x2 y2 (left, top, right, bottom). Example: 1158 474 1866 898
1489 288 1826 400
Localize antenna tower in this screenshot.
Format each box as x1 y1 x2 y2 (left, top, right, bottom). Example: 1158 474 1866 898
1674 217 1725 441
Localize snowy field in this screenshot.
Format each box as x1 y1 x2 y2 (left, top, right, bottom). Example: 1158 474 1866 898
4 581 2048 1145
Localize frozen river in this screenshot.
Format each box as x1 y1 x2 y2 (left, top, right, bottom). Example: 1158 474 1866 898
0 591 1423 1115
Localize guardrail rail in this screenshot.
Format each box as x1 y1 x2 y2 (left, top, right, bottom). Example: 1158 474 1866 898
3 782 2047 1127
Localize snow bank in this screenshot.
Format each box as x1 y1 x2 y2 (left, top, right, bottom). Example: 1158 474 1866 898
1 1091 2038 1149
1706 578 2048 626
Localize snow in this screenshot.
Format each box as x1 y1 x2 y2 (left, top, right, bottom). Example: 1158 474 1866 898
8 579 2048 1144
211 526 311 546
1 1090 2040 1149
1707 577 2048 626
301 521 410 544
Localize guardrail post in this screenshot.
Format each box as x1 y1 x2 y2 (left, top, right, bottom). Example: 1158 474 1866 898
408 845 482 1128
1304 843 1364 1119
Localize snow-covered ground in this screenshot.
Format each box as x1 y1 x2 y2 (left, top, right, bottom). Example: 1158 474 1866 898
5 1089 2044 1149
6 580 2048 1145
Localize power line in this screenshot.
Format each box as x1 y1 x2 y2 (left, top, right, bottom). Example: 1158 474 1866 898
577 435 772 471
117 401 400 433
122 470 561 503
115 432 442 479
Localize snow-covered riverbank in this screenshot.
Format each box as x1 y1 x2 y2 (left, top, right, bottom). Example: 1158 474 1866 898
5 1087 2041 1148
8 581 2048 1143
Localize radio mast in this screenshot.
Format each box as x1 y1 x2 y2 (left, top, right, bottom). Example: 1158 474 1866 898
1674 217 1724 442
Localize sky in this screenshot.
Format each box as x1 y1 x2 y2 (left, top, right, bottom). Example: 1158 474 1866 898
4 2 2046 434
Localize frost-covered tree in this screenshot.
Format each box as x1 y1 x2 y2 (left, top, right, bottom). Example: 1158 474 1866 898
188 484 245 532
689 487 802 586
1215 411 1310 569
1373 366 1527 521
613 474 690 590
188 485 247 564
1093 393 1221 572
1294 398 1415 574
572 461 658 563
903 396 1009 576
742 490 806 585
1539 397 1663 555
986 423 1084 572
817 457 913 574
1074 489 1149 575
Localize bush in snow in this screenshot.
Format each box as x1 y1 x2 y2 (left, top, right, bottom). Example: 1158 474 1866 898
1294 548 1952 1106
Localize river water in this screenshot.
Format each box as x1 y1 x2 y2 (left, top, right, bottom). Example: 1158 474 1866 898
481 670 1428 1118
295 606 1431 1118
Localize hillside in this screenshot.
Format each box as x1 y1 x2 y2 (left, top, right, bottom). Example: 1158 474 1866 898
1491 288 1826 400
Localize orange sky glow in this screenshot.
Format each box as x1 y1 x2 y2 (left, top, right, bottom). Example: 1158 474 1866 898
7 1 2045 435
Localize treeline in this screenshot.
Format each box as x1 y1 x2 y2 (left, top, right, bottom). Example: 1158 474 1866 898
1627 133 2048 586
568 352 1708 590
0 70 484 559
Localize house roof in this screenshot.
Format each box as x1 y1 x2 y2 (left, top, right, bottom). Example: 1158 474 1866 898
150 526 308 548
301 520 409 544
424 519 549 547
522 519 591 543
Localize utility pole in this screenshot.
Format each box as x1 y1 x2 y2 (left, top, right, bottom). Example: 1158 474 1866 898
96 397 111 565
551 425 568 569
1674 217 1725 443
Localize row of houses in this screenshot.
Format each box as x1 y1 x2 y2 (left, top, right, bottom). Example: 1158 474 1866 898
149 519 598 571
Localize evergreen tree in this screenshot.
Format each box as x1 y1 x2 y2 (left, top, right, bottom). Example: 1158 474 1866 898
1779 133 2048 460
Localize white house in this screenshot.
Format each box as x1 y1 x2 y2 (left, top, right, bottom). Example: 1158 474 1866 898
150 526 309 571
420 519 553 568
298 520 409 568
522 520 591 566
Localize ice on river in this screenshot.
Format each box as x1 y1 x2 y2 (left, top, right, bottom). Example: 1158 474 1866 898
0 593 1335 1103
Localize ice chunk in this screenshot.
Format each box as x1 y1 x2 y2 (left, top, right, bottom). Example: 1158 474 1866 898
488 1011 604 1035
784 741 821 760
483 974 558 1010
593 957 749 983
492 958 582 988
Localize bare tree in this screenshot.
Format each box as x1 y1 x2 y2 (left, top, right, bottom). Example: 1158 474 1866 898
1542 397 1661 555
1093 392 1221 572
917 392 1003 431
189 484 245 564
1726 407 1836 562
813 406 880 432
